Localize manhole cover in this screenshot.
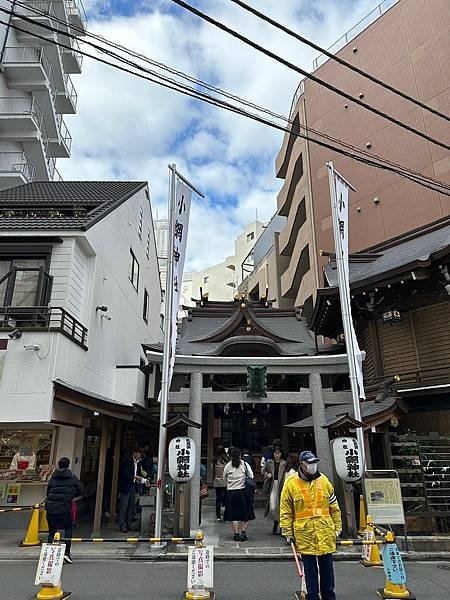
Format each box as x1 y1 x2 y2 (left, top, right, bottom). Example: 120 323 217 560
437 565 450 571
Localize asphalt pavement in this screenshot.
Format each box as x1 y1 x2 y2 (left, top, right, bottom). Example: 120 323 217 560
1 559 449 600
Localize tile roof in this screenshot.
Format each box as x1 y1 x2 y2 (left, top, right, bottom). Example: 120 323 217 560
0 181 147 230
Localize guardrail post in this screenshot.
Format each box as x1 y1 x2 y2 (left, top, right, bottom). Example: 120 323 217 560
21 503 41 547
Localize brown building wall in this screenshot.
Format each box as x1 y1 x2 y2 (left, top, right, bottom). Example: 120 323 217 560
276 0 450 306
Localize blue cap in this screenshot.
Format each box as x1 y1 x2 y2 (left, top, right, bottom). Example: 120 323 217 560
299 451 320 463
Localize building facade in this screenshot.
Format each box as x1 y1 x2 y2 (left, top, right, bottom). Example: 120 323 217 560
0 181 162 531
0 0 86 190
245 0 450 310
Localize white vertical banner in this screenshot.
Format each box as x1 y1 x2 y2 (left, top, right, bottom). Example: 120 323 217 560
334 176 366 400
169 180 192 380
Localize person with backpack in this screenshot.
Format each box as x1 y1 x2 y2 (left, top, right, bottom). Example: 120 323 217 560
223 447 255 542
45 457 84 564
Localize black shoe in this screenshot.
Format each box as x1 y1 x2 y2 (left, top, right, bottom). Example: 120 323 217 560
63 555 73 564
240 532 247 542
233 533 240 542
120 527 129 533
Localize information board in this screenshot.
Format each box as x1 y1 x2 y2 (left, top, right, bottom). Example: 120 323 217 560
364 478 405 524
35 543 66 586
187 546 214 590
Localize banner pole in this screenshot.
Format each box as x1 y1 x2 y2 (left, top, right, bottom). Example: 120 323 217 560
154 163 177 543
327 161 366 468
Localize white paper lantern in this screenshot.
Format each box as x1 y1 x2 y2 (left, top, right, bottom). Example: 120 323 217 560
332 437 363 482
168 436 196 482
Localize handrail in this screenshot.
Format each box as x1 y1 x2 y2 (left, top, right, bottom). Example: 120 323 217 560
63 73 78 108
0 151 35 182
64 0 87 27
56 114 72 152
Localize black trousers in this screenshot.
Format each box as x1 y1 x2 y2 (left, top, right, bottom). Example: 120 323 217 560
302 554 336 600
47 512 73 556
215 487 226 519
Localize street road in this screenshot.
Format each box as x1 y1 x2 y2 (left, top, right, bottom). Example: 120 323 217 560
1 559 448 599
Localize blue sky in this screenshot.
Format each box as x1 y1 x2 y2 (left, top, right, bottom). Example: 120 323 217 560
62 0 379 270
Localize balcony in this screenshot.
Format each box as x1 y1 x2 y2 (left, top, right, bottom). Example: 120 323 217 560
48 114 72 157
12 2 58 44
55 73 77 113
0 152 36 190
2 46 53 90
61 37 83 74
64 0 87 34
0 306 88 350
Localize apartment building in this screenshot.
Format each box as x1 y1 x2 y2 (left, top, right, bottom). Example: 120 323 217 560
257 0 450 311
187 220 265 303
0 181 162 528
0 0 86 190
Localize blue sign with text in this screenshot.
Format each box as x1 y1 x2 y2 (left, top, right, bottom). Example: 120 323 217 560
382 543 407 585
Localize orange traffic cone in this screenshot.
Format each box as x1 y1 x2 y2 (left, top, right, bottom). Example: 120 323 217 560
39 507 49 533
358 494 367 535
20 503 41 547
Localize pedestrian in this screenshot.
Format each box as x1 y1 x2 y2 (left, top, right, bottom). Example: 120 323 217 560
284 452 300 480
260 438 283 476
45 457 84 564
212 445 229 522
242 448 256 473
118 448 143 533
199 462 207 526
280 450 342 600
140 444 154 482
263 444 286 534
223 447 255 542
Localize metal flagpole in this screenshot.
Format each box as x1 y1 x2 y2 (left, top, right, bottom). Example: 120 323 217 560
154 163 177 542
327 161 366 468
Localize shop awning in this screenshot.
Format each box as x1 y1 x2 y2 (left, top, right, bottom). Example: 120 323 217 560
53 379 154 423
285 396 407 431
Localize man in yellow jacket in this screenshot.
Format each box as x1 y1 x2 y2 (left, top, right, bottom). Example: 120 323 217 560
280 450 342 600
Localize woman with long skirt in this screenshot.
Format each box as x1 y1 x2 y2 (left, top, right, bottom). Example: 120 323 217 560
223 447 255 542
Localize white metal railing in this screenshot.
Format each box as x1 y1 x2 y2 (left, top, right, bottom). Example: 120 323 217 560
52 166 63 181
56 113 72 152
0 151 35 182
63 73 78 108
64 0 87 27
14 1 57 20
289 0 400 115
312 0 399 70
2 46 53 83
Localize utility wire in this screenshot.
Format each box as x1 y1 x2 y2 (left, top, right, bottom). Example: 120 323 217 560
168 0 450 152
1 14 449 197
4 2 449 192
228 0 450 123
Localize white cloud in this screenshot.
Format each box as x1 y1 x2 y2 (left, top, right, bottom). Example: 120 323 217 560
60 0 378 270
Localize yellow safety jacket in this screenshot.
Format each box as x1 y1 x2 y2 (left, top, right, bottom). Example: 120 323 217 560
280 473 342 556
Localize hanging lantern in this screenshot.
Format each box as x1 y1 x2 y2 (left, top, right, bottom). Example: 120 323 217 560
382 308 401 324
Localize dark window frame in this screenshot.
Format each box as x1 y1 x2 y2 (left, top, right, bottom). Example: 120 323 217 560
143 287 149 323
129 248 140 291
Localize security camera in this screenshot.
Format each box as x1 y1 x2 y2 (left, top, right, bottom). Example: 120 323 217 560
101 314 111 321
8 328 22 340
96 305 108 312
24 343 40 351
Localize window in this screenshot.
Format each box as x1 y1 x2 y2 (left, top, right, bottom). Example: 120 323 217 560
129 249 140 291
146 228 150 259
203 276 209 284
247 232 255 242
0 257 51 307
143 288 149 323
138 205 143 240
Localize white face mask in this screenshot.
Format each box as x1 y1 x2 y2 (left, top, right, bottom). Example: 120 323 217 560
304 463 318 475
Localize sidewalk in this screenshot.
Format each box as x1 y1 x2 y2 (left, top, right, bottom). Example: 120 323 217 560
1 504 450 562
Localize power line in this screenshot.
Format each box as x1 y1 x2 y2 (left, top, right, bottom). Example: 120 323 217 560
168 0 450 152
4 2 449 193
228 0 450 124
1 14 449 197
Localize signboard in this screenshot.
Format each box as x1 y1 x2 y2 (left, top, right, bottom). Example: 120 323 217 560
168 437 195 483
361 528 374 562
35 543 66 586
6 483 21 504
187 546 214 590
364 478 405 524
332 437 363 481
382 543 407 585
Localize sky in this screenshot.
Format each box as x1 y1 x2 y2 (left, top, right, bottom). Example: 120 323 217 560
60 0 380 271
